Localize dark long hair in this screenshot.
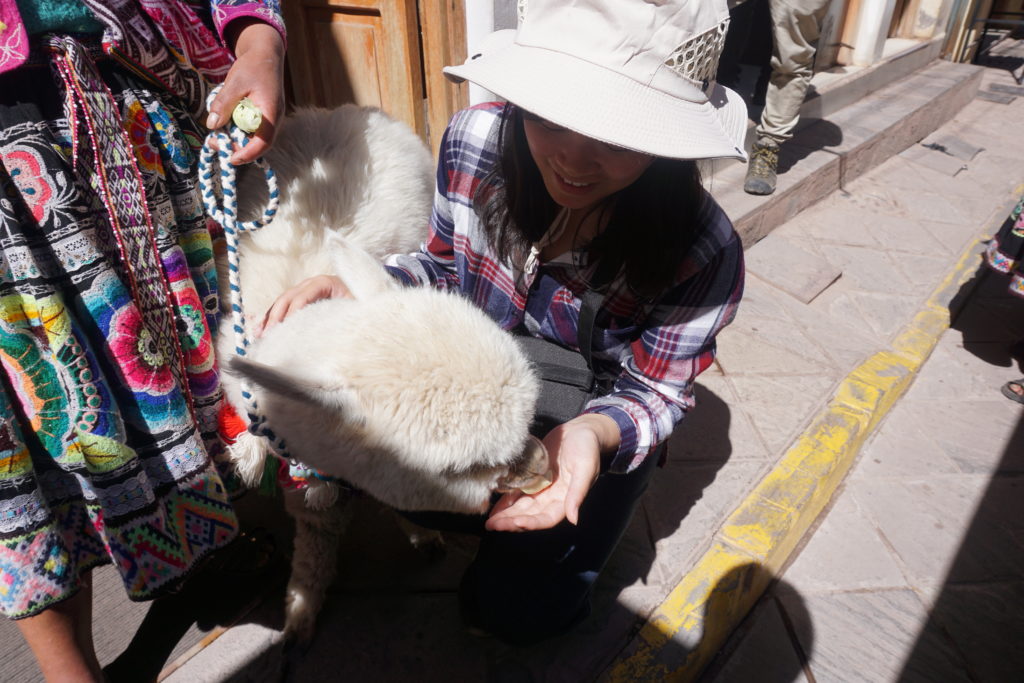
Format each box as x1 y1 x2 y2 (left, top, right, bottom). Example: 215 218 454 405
473 103 708 298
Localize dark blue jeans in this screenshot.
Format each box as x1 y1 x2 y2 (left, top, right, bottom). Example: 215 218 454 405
401 447 661 645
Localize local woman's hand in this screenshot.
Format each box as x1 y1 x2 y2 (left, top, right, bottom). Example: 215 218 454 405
258 275 352 336
207 19 285 164
486 414 620 532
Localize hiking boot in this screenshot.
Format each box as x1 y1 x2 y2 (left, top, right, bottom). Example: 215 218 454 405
744 139 780 195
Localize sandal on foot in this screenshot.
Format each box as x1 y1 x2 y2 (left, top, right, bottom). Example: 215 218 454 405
200 526 277 577
1001 379 1024 405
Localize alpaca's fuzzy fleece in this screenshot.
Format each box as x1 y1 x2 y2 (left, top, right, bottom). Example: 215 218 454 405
233 237 542 513
214 105 542 638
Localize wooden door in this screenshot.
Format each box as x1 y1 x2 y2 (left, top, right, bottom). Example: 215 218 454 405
418 0 468 154
283 0 467 156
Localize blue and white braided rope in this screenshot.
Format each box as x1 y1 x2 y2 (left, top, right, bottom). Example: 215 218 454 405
200 90 342 507
198 87 286 457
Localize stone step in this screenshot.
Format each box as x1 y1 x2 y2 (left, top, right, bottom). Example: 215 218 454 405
710 58 985 249
799 37 946 125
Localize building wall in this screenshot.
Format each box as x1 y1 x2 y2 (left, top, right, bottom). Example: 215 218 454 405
464 0 518 104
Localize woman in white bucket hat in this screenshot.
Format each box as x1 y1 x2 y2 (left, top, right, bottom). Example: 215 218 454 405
265 0 747 644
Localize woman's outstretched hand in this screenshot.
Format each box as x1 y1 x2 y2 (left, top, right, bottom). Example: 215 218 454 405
486 414 620 532
257 275 352 336
207 19 285 164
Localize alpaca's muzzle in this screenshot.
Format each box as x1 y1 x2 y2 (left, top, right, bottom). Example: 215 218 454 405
496 436 553 495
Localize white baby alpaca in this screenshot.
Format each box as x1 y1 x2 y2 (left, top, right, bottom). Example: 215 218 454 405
231 237 544 514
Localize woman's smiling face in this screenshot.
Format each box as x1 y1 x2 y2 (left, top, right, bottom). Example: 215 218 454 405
522 114 654 212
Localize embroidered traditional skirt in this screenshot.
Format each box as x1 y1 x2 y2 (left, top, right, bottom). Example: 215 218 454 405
0 39 237 619
986 195 1024 298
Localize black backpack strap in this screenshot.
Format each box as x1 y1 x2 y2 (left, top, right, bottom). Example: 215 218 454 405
516 255 619 373
576 289 603 370
577 255 620 374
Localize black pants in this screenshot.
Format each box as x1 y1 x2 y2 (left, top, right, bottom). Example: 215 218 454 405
401 447 661 645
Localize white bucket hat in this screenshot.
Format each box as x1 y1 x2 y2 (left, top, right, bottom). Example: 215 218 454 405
444 0 748 162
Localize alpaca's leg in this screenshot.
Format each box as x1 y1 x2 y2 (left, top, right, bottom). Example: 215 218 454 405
283 490 353 641
392 510 446 560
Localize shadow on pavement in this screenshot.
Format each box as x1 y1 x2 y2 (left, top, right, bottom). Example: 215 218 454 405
897 259 1024 680
975 31 1024 84
103 494 294 682
949 246 1024 371
190 383 739 681
697 566 815 683
778 120 844 176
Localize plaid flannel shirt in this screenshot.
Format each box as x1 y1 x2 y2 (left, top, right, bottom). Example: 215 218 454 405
385 103 744 473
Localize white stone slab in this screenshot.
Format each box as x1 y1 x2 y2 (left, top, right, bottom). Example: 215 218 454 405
727 375 839 456
891 252 965 295
780 494 908 593
977 90 1016 104
773 288 882 371
906 331 1023 403
782 207 882 248
919 133 985 161
745 235 843 304
850 156 1001 233
892 400 1020 475
715 316 837 377
815 243 915 295
799 287 889 350
852 407 962 480
849 475 1021 588
732 277 797 319
958 150 1024 193
899 144 968 176
845 289 926 339
918 217 983 255
643 459 769 587
164 620 282 683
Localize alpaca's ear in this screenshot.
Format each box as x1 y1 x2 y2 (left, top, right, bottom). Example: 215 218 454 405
227 357 363 424
327 235 398 300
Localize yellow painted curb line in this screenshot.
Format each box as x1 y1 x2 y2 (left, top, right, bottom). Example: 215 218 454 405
606 222 1006 682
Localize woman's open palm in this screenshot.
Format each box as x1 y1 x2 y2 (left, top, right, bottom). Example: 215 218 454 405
486 421 603 531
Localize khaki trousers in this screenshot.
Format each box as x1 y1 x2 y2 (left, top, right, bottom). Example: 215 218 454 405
755 0 832 144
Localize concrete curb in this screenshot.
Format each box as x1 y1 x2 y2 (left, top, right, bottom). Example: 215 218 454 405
605 188 1024 683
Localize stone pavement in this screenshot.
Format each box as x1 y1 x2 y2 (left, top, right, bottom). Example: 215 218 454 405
607 56 1024 681
2 48 1023 683
700 234 1024 683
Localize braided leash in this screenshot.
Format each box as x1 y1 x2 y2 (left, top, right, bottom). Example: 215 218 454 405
199 89 341 507
199 87 284 452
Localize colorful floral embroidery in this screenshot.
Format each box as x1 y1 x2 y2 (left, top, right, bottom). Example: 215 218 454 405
146 101 194 174
3 148 52 222
171 284 214 373
125 100 164 176
109 303 175 395
0 0 274 621
0 296 72 459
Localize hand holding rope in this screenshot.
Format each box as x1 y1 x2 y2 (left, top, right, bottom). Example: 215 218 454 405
198 88 285 455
